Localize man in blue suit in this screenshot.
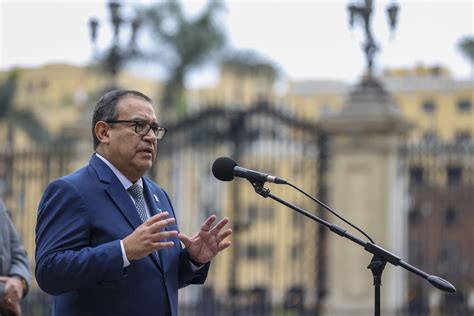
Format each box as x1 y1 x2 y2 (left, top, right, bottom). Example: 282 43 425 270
35 89 232 316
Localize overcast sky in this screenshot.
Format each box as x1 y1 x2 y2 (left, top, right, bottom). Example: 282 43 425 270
1 0 473 87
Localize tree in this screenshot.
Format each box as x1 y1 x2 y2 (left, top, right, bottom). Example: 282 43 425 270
219 49 279 104
457 35 474 77
0 69 50 145
142 1 227 120
221 50 279 83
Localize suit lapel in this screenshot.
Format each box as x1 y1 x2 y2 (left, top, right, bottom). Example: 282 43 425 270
143 181 163 217
106 178 143 230
90 156 143 230
143 180 169 272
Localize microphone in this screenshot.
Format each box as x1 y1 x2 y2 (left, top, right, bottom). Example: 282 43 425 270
212 157 287 184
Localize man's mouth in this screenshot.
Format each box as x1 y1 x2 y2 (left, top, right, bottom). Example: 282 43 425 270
140 148 153 155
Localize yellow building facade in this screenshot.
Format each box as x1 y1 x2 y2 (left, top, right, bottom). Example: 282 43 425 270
4 63 469 145
285 66 473 143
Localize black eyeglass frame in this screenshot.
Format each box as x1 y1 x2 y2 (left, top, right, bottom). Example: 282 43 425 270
105 119 167 139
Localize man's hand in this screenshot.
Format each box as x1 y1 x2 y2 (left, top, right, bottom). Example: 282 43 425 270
122 212 178 261
0 276 23 316
178 215 232 265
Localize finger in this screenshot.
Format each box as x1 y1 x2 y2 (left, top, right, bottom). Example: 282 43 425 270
144 212 170 226
210 217 229 235
149 217 176 233
151 241 175 250
150 230 178 242
200 215 217 231
217 228 233 242
13 303 21 316
177 233 192 248
218 241 231 252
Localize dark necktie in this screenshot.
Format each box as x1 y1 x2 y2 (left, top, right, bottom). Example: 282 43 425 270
128 184 162 266
127 184 148 222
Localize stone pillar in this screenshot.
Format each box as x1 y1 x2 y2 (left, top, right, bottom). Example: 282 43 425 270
320 79 410 315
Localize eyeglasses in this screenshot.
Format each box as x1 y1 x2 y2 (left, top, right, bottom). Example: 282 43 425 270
105 119 167 139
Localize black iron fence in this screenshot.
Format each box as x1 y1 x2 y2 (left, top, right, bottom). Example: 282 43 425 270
405 141 474 315
0 143 72 315
152 101 327 315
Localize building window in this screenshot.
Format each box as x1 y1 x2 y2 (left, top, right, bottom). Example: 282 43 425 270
320 104 332 117
457 99 471 113
408 207 422 224
292 212 304 226
446 166 462 186
249 205 274 222
291 244 301 259
454 131 471 144
246 244 273 261
422 131 438 143
246 245 258 259
438 240 458 272
409 167 424 187
422 100 436 115
444 207 457 226
248 205 258 219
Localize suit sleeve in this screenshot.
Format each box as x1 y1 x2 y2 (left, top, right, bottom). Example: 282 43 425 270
35 179 124 295
6 210 31 296
178 248 210 289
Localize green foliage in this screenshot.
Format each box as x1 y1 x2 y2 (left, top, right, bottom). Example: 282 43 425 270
0 69 50 143
142 0 227 119
0 69 20 119
221 50 279 82
9 109 50 143
458 36 474 64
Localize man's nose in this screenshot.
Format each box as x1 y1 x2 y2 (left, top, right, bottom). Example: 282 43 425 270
142 128 157 142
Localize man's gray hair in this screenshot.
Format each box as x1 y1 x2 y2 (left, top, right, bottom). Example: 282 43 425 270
91 89 152 149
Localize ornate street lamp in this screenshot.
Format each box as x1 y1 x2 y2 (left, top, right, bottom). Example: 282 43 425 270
347 0 399 80
89 1 141 90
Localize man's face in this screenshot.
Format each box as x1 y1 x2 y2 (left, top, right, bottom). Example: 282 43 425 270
106 95 159 181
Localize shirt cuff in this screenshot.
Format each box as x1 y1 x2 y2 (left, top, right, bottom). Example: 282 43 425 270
187 254 206 271
120 240 131 268
189 261 205 272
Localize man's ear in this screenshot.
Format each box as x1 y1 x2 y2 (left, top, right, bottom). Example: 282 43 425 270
95 121 110 145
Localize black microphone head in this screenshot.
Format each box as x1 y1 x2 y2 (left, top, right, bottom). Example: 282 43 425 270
212 157 237 181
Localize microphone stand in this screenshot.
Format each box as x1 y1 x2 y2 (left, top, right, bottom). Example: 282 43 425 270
247 180 456 316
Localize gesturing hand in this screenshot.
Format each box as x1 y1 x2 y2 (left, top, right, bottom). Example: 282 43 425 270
123 212 178 261
178 215 232 265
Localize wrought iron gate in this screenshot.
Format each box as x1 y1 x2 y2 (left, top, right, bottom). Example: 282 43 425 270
0 143 71 315
151 100 327 315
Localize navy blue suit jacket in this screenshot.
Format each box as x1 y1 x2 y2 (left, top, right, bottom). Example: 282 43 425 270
35 154 209 316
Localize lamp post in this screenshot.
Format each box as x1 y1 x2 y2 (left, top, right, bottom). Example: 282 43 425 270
89 1 141 91
348 0 399 81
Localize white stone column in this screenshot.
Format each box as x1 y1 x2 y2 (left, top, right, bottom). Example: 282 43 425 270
320 79 411 315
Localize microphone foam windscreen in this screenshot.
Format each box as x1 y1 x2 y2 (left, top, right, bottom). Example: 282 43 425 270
212 157 237 181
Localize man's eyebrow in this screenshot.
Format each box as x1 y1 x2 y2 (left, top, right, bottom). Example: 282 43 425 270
130 117 159 124
129 117 147 121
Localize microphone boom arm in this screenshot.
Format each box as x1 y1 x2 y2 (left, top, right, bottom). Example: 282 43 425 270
246 179 456 315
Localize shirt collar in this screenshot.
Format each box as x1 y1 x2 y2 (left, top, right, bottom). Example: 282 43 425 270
95 153 143 190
